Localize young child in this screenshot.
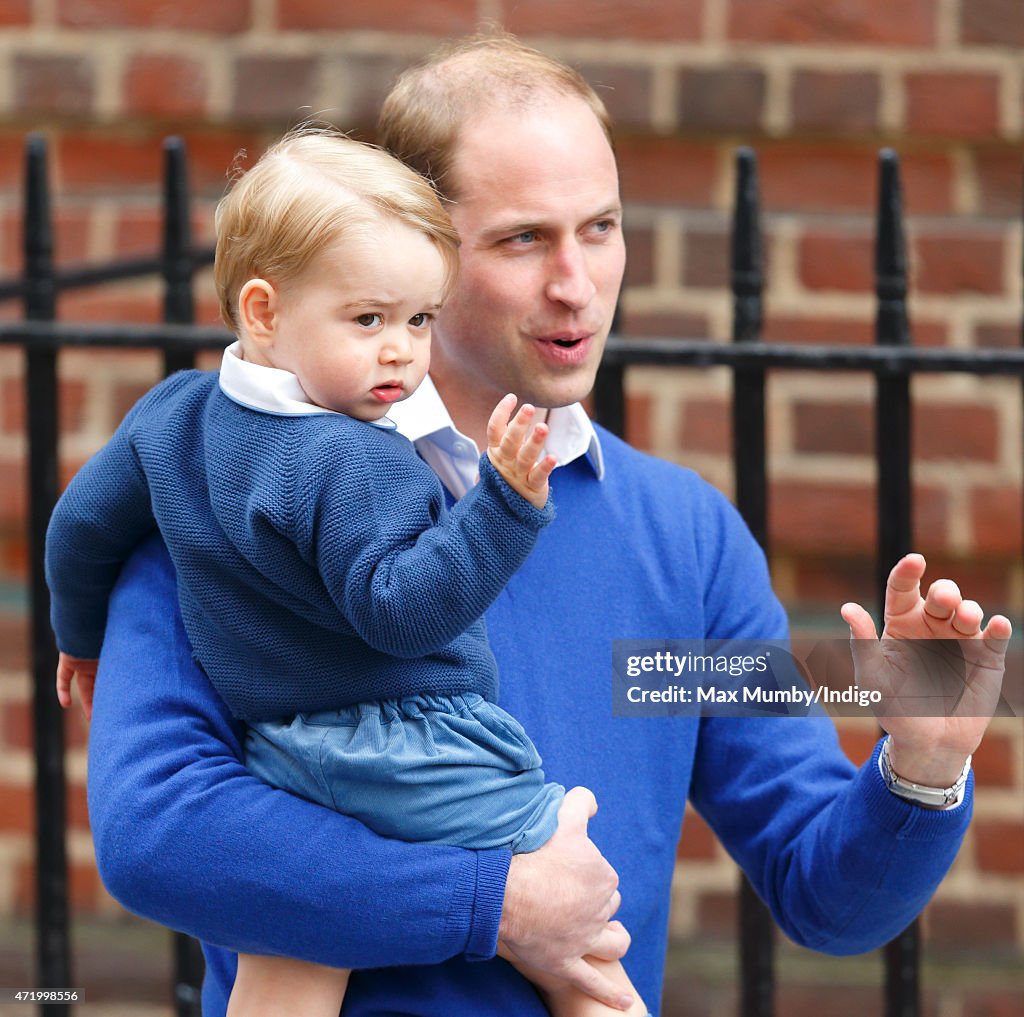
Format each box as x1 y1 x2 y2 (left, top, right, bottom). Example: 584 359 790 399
45 127 648 1017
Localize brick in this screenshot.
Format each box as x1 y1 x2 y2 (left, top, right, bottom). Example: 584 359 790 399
975 149 1024 217
0 613 28 670
974 819 1024 873
790 70 881 133
836 724 881 766
57 134 162 191
971 731 1018 789
505 0 702 42
54 208 93 263
726 0 937 46
961 0 1024 47
0 783 31 831
177 131 269 195
911 555 1012 611
915 483 951 547
793 400 872 455
576 63 653 132
0 0 30 26
113 207 163 255
617 138 718 206
680 396 730 455
625 392 652 451
113 379 158 422
771 480 875 552
900 153 958 215
696 891 737 937
682 228 730 290
58 291 160 324
677 66 766 133
14 54 95 118
233 56 319 122
759 145 877 213
974 322 1021 348
617 310 710 339
0 457 26 524
970 486 1021 555
122 54 208 119
913 403 1000 463
905 72 1001 140
765 316 873 345
337 54 409 132
0 530 28 584
678 807 718 861
904 320 950 347
0 135 26 190
278 0 476 34
960 990 1024 1017
622 225 655 288
777 986 893 1017
798 230 873 293
57 0 248 32
1 377 22 434
913 232 1006 295
790 554 874 611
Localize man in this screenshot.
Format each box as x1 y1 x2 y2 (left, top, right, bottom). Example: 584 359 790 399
87 34 1010 1017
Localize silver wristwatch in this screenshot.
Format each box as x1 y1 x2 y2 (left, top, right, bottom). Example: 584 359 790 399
879 735 971 808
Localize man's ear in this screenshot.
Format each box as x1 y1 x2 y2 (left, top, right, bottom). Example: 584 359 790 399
238 279 278 350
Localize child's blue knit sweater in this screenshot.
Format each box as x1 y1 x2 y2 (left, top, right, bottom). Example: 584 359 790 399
45 370 553 721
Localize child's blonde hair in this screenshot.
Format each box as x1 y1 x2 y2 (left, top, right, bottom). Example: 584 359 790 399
214 125 460 333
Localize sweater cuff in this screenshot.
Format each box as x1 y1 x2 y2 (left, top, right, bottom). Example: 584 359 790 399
859 736 974 841
477 454 555 531
455 848 511 962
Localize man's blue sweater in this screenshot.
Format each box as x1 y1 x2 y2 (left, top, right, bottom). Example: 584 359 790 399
87 424 972 1016
46 370 552 720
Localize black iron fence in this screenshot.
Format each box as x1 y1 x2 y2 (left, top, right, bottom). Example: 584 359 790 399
0 134 1021 1017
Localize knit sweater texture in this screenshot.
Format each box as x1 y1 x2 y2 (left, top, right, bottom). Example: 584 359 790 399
45 370 553 721
86 425 973 1016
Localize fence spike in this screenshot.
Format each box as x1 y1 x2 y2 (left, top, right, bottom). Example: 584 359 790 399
23 131 73 1015
162 136 196 375
874 148 918 1017
730 147 775 1017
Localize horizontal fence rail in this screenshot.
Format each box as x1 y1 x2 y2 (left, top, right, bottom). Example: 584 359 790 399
1 134 1020 1017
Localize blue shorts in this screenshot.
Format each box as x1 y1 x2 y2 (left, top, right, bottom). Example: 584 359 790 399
246 693 565 853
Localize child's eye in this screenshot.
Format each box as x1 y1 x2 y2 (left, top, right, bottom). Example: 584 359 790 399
356 313 383 328
409 313 432 328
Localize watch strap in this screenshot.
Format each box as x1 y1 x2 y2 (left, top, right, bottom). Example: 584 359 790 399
879 735 970 809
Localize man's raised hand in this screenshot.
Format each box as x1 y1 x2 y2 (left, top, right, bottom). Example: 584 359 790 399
840 553 1012 788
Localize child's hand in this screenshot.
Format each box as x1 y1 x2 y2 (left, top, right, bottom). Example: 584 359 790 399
56 652 99 722
486 394 557 510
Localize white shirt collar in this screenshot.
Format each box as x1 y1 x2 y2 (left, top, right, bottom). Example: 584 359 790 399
218 342 393 427
388 375 605 499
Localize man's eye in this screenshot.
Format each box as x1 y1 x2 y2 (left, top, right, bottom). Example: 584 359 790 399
356 313 383 328
509 231 537 244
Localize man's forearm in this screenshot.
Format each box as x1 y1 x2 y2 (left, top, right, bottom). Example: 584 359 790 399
89 535 507 967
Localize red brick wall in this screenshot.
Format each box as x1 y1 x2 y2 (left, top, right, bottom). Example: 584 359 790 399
0 1 1021 1010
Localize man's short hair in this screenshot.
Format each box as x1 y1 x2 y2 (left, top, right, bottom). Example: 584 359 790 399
214 124 460 333
378 31 612 201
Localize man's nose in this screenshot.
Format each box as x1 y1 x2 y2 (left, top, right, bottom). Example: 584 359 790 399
545 241 597 310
